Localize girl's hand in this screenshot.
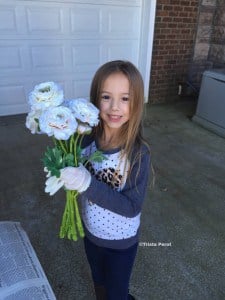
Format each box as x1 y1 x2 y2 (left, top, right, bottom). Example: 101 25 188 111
60 164 91 193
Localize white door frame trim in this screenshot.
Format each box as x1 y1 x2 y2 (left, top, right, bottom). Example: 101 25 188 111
139 0 156 102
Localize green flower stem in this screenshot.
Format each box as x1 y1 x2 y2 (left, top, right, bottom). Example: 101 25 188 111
59 191 70 238
67 191 72 239
69 191 77 241
70 134 74 154
78 134 84 150
53 137 57 147
73 191 84 238
65 140 69 152
52 134 86 241
64 140 69 152
59 190 83 241
58 139 67 154
74 133 80 166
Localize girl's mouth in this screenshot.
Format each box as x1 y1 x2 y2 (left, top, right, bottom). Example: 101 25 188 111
108 114 122 122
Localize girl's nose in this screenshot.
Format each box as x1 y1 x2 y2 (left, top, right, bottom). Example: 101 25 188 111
111 99 119 110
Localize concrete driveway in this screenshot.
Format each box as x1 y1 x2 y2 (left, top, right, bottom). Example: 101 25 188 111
1 101 225 300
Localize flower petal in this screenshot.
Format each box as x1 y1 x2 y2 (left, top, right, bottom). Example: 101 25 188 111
25 110 42 134
39 106 77 140
67 98 99 126
45 176 64 196
29 82 64 111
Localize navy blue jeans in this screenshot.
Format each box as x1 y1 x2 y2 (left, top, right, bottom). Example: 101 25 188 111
84 237 138 300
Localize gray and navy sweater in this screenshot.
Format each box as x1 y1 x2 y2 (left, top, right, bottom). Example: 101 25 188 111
80 136 150 249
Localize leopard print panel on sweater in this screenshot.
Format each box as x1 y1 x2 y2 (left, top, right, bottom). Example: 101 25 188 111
85 161 123 190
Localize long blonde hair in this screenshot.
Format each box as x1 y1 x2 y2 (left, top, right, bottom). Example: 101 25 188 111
90 60 150 174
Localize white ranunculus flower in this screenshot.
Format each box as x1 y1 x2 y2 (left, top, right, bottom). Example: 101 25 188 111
25 109 42 134
39 106 78 140
29 82 64 110
77 122 92 134
45 175 64 196
68 98 99 126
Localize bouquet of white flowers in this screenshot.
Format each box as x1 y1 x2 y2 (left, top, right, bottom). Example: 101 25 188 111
26 82 104 241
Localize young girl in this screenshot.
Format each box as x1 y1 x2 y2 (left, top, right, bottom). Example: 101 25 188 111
61 60 151 300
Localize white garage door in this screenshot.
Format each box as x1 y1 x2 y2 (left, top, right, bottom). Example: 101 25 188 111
0 0 155 116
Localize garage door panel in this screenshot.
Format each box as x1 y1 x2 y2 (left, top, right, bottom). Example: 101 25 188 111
0 46 22 70
0 42 30 76
0 40 69 75
0 85 25 106
0 7 18 33
70 7 100 36
0 103 28 116
0 83 28 115
23 0 141 5
106 41 139 64
30 45 65 69
72 44 101 71
70 5 140 39
107 7 140 37
26 6 64 34
0 0 145 116
73 79 92 99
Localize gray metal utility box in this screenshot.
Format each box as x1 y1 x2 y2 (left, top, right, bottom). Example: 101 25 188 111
193 69 225 138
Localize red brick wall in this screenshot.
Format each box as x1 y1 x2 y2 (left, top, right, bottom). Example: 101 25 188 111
149 0 199 103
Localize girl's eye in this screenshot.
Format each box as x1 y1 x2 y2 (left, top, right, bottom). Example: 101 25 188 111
122 96 129 101
101 95 110 100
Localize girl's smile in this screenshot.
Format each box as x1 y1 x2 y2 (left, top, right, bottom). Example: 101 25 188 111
99 72 130 133
108 114 122 122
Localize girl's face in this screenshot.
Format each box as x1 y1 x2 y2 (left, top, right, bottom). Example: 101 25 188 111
99 72 130 134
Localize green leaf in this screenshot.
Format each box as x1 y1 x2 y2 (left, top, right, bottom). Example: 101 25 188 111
51 168 60 178
79 156 88 164
64 153 75 166
42 146 64 178
42 145 80 177
42 143 107 179
89 150 107 163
